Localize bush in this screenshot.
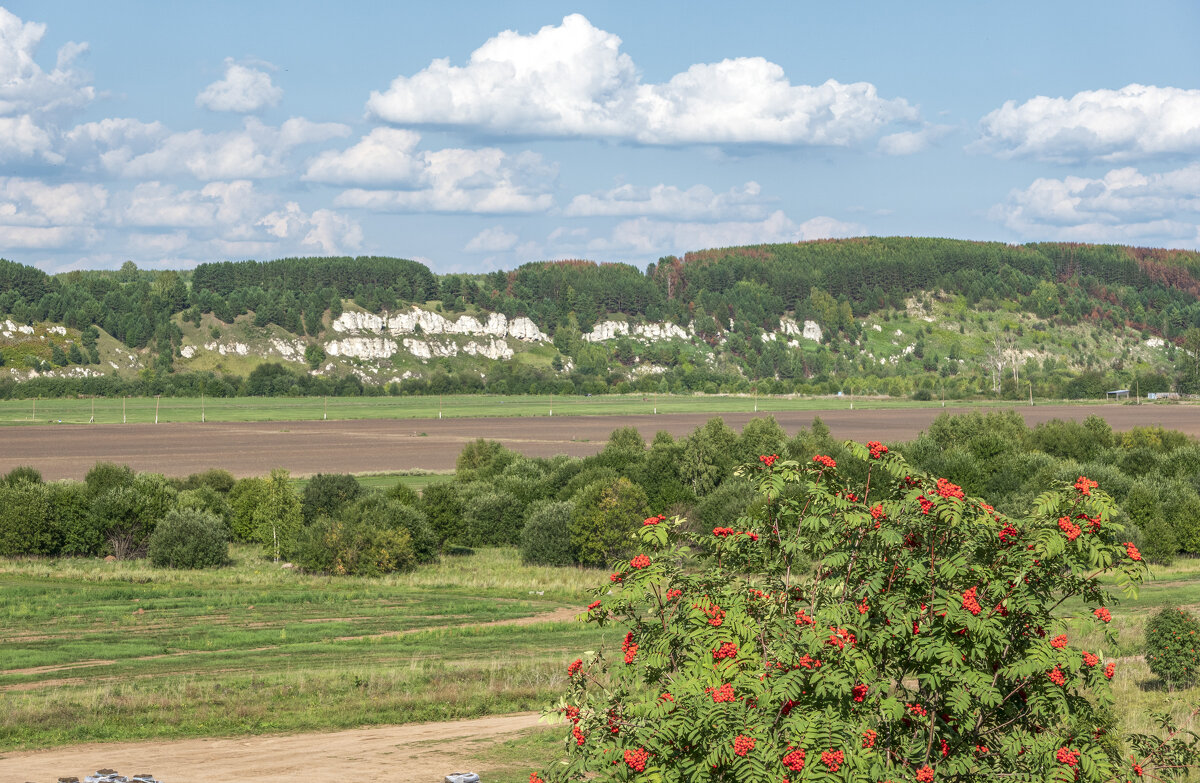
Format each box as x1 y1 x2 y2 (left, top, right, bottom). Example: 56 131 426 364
302 473 363 524
343 494 438 563
228 477 267 541
51 481 103 556
569 477 648 567
147 509 228 569
2 465 43 486
419 481 465 545
90 473 177 559
0 480 54 556
292 518 415 576
176 486 233 533
459 484 523 547
84 461 135 497
1145 606 1200 688
520 500 576 566
178 469 235 494
530 444 1180 783
385 481 421 506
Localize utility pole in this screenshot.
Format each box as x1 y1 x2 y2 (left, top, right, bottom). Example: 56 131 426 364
90 398 94 423
122 396 126 424
154 395 160 424
201 392 205 423
323 395 327 420
1029 381 1033 407
549 392 553 417
1136 377 1140 405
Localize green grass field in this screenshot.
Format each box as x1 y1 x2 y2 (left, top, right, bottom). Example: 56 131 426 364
2 546 1199 764
0 392 1132 426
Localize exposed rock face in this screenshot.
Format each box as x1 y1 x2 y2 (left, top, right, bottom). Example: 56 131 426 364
179 345 195 359
3 319 34 337
583 320 689 343
462 338 514 360
270 338 307 362
1146 337 1166 348
204 342 250 356
326 337 398 359
331 308 548 342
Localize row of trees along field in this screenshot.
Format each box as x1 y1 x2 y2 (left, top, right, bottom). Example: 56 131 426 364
3 411 1200 571
2 240 1200 396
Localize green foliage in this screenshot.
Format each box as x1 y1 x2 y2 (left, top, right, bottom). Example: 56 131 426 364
301 473 364 524
291 517 415 576
385 480 421 507
2 465 42 486
228 477 268 542
1145 607 1200 689
51 480 103 556
178 468 235 494
176 485 233 533
0 480 54 556
90 473 177 559
418 480 465 546
459 482 523 547
533 443 1171 783
254 469 302 561
340 493 438 563
84 461 135 497
520 500 576 566
568 477 648 567
147 509 228 569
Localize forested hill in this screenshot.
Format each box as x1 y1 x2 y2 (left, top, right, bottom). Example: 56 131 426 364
2 238 1200 399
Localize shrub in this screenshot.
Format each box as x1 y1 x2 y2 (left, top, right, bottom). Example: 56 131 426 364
520 500 576 566
179 469 235 494
147 509 228 569
91 473 177 559
84 461 135 497
302 473 363 524
0 480 55 556
419 481 465 545
530 443 1186 783
460 484 523 547
385 481 421 507
52 481 103 556
569 477 648 567
228 477 267 541
1145 607 1200 689
342 494 438 563
2 465 43 486
176 486 233 533
292 518 415 576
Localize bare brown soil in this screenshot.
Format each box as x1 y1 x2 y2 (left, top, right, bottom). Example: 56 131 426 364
0 712 543 782
3 404 1197 480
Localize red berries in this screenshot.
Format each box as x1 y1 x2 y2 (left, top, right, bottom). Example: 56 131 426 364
586 599 601 611
936 477 964 499
733 735 756 756
918 495 934 514
1048 665 1066 686
622 631 638 664
820 749 844 771
867 440 888 458
701 603 726 626
567 659 582 676
794 609 816 627
1094 606 1112 623
712 641 739 660
1074 476 1098 495
642 514 666 526
998 524 1019 544
812 454 837 469
572 723 585 746
782 748 806 772
826 627 857 649
1056 747 1080 767
713 527 735 537
862 729 877 748
529 773 545 783
630 554 651 570
624 747 649 772
1083 651 1099 667
1051 634 1068 649
962 586 982 616
665 588 682 601
1058 516 1082 541
1125 541 1143 561
759 454 778 467
710 683 736 703
1105 662 1116 679
851 683 868 702
916 765 935 782
907 702 928 717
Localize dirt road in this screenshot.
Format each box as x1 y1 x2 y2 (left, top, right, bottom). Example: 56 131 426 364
0 712 543 783
2 404 1196 480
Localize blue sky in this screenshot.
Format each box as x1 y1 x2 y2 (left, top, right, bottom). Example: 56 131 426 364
1 1 1198 274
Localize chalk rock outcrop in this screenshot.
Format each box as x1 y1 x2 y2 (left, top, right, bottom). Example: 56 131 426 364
331 308 548 343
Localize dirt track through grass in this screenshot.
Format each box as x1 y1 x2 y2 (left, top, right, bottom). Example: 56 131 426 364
3 403 1194 480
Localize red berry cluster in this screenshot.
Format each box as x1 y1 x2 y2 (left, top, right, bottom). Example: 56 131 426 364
712 641 739 660
962 586 982 615
827 627 857 649
712 527 735 537
710 683 736 703
1132 759 1144 777
917 495 934 514
1074 476 1099 495
1050 634 1068 648
794 609 815 627
609 572 623 583
862 729 877 748
1094 606 1111 623
1058 516 1082 541
700 603 725 626
936 477 964 499
1125 541 1143 561
1083 651 1099 667
586 599 601 611
812 454 837 469
622 631 638 664
998 524 1020 545
915 765 935 782
1055 747 1080 767
733 735 755 756
867 440 888 458
820 749 844 772
624 747 649 772
759 454 778 467
1105 662 1116 679
1048 665 1066 686
851 683 868 702
572 723 585 746
907 703 928 717
641 514 666 526
665 588 682 601
567 658 583 677
782 748 806 772
530 773 545 783
630 554 651 569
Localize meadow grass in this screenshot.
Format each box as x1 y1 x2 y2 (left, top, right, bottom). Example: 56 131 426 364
0 392 1126 427
2 546 1199 767
0 546 612 750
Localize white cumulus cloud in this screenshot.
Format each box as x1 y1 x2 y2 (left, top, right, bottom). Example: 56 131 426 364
465 226 519 252
582 211 863 256
0 7 93 118
974 84 1200 163
992 163 1200 246
0 177 108 226
322 132 557 214
565 181 767 220
196 59 283 113
367 14 917 146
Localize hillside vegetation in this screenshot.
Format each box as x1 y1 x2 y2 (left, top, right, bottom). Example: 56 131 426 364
1 238 1198 399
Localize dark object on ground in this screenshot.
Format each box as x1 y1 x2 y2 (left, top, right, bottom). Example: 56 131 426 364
444 545 475 556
